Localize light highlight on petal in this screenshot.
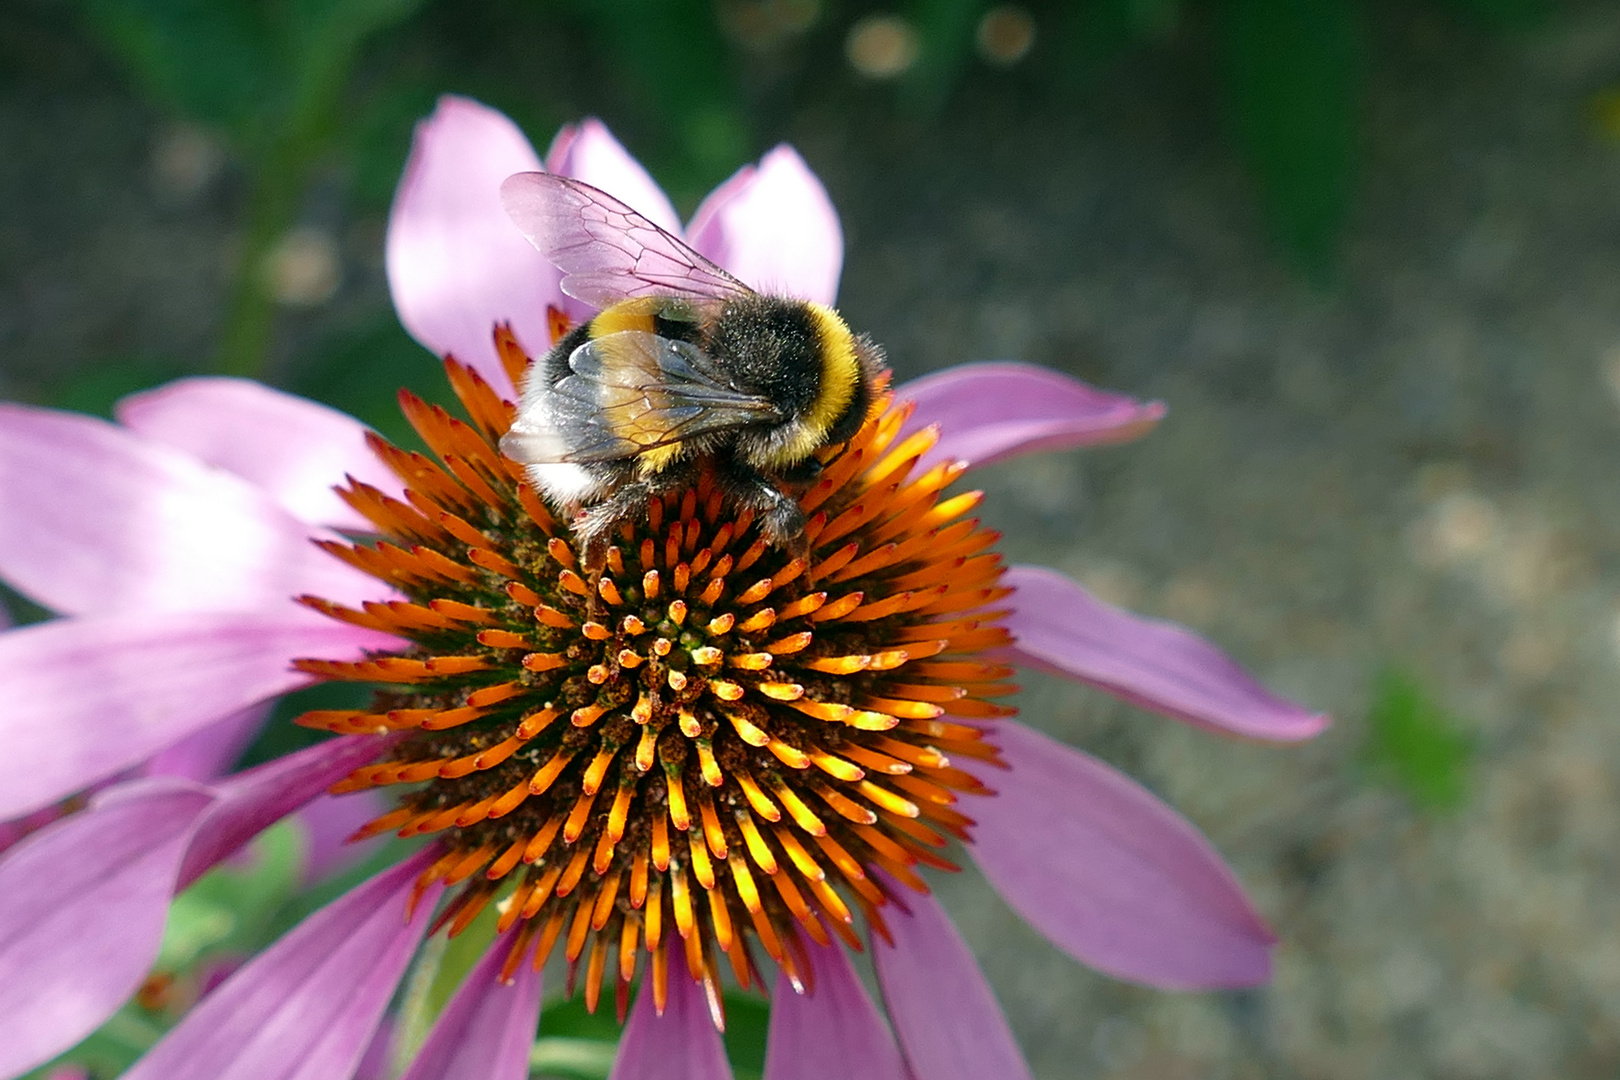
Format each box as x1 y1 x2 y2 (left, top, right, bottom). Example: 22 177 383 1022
969 720 1276 989
1001 565 1330 741
116 378 404 530
297 790 390 886
0 405 378 617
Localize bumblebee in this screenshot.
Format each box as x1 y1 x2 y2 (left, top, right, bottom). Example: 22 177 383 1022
497 171 886 565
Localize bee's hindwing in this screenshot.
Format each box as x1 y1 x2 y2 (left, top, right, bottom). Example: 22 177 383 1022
501 172 752 309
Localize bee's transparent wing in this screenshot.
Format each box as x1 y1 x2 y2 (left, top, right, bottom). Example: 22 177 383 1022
512 331 780 464
500 172 752 310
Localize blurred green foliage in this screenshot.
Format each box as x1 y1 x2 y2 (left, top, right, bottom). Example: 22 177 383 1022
1445 0 1549 29
76 0 430 377
1219 0 1359 278
51 0 1559 392
1362 666 1474 811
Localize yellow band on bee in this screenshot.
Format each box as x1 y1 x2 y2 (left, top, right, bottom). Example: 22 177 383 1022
773 303 858 463
637 443 682 476
589 301 660 338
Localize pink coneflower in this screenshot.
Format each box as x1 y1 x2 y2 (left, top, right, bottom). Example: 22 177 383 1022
0 97 1326 1080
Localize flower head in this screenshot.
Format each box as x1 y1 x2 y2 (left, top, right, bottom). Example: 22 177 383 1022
0 97 1327 1080
290 333 1015 1021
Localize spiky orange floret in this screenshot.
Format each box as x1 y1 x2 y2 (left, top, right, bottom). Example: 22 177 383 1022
293 327 1015 1025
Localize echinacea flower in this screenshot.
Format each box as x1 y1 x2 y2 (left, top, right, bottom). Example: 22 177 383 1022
0 96 1327 1080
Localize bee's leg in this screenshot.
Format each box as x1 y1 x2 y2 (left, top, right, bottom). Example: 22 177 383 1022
773 457 823 486
575 494 640 577
574 461 695 577
717 461 810 564
572 512 615 582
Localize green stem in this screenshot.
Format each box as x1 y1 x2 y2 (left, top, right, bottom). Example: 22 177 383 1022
212 0 409 379
215 159 300 380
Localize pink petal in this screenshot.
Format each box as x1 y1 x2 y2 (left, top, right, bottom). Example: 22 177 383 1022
870 885 1033 1080
398 932 543 1080
898 363 1167 471
147 703 272 783
354 1018 396 1080
609 974 732 1080
387 95 555 391
297 790 390 886
180 735 391 889
0 612 396 820
546 118 682 234
765 939 905 1080
0 404 379 618
968 720 1276 989
0 804 68 857
1001 565 1330 741
686 146 843 305
115 378 402 531
123 849 443 1080
0 780 215 1079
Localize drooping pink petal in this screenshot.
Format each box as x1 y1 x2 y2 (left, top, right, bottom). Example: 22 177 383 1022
898 363 1167 471
0 804 65 857
398 932 543 1080
122 849 443 1080
765 939 904 1080
147 704 272 783
609 974 732 1080
0 612 397 821
967 719 1276 989
179 735 392 888
387 95 555 391
115 378 403 531
1001 565 1330 741
546 118 682 235
297 790 390 886
870 885 1033 1080
0 780 215 1080
0 404 380 618
686 146 843 305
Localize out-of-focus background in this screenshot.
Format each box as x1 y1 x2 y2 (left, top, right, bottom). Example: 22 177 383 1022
5 0 1620 1076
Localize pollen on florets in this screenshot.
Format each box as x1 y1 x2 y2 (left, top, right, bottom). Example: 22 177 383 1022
292 326 1017 1025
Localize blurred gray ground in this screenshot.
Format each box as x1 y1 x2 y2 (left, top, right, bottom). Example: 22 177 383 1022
6 5 1620 1078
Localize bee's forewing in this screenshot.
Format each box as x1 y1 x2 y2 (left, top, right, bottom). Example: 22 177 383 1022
501 172 752 310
